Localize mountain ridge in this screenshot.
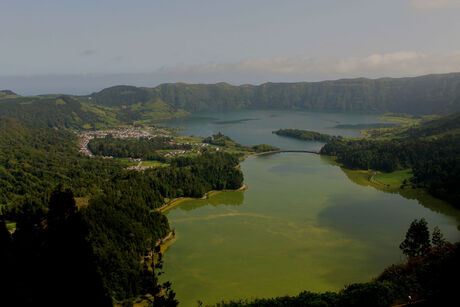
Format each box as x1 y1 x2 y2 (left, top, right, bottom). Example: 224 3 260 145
89 72 460 114
1 72 460 129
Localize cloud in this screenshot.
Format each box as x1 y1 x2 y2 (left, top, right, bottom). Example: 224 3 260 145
110 55 124 62
409 0 460 10
160 51 460 80
81 49 95 56
3 51 460 95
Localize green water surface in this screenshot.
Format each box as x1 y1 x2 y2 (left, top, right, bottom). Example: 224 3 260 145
163 153 460 306
161 110 459 306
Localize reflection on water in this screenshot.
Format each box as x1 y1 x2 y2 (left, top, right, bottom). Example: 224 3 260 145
163 153 460 306
167 191 245 212
214 118 259 125
162 111 459 306
340 167 460 227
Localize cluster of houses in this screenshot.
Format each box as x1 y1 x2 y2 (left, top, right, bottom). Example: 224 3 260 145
77 127 169 157
164 150 192 158
163 145 220 158
76 127 222 171
78 136 95 157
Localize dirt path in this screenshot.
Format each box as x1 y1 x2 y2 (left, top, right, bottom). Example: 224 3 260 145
369 171 390 187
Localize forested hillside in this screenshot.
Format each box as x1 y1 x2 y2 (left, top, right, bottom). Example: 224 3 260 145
88 135 188 161
2 73 460 130
400 111 460 138
273 129 339 142
1 73 459 305
88 73 460 114
320 113 460 205
0 95 113 128
0 90 19 99
0 92 188 129
0 118 244 210
0 117 122 203
0 117 244 305
152 73 460 114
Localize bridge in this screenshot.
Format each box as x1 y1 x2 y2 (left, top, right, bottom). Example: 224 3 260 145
249 150 320 157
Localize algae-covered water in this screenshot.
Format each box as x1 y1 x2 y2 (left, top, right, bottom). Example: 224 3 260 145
161 111 460 306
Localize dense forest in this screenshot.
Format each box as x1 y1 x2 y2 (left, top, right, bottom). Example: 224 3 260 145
0 185 176 306
0 117 243 206
0 117 122 203
0 93 188 129
88 135 189 161
273 129 340 142
202 132 279 153
216 219 459 307
320 113 460 205
2 73 460 129
399 111 460 138
0 117 244 305
1 74 460 305
0 95 114 129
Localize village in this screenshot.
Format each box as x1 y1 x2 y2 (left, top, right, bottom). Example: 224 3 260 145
77 126 215 170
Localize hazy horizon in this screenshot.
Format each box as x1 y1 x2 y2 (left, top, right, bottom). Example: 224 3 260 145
1 71 460 97
2 0 460 95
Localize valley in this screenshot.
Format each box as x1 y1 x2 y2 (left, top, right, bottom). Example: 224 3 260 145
1 77 459 307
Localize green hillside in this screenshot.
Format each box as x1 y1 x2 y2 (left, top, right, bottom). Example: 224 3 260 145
2 72 460 129
0 117 121 204
0 95 119 129
273 129 339 142
83 73 460 115
401 111 460 138
0 90 19 99
320 112 460 204
147 73 460 114
0 91 188 129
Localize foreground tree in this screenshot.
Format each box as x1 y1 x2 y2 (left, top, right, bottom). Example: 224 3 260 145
0 186 112 306
43 185 112 306
399 218 431 258
431 226 447 249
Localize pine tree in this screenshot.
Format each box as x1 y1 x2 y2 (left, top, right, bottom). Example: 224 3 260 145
431 226 447 249
399 218 431 258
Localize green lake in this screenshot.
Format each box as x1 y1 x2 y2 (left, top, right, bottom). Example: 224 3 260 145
162 111 460 306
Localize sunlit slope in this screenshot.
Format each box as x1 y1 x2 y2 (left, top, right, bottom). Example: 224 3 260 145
2 72 460 129
0 90 189 129
0 90 19 99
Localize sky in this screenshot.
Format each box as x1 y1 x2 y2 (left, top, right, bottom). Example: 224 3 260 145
1 0 460 94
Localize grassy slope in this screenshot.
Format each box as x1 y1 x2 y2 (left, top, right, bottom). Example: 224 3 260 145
141 160 169 167
374 169 413 187
0 91 189 129
0 90 19 99
362 114 440 139
2 72 460 129
338 113 460 202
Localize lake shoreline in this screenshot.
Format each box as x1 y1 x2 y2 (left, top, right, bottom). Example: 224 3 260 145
157 183 248 213
158 151 460 306
155 183 248 253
